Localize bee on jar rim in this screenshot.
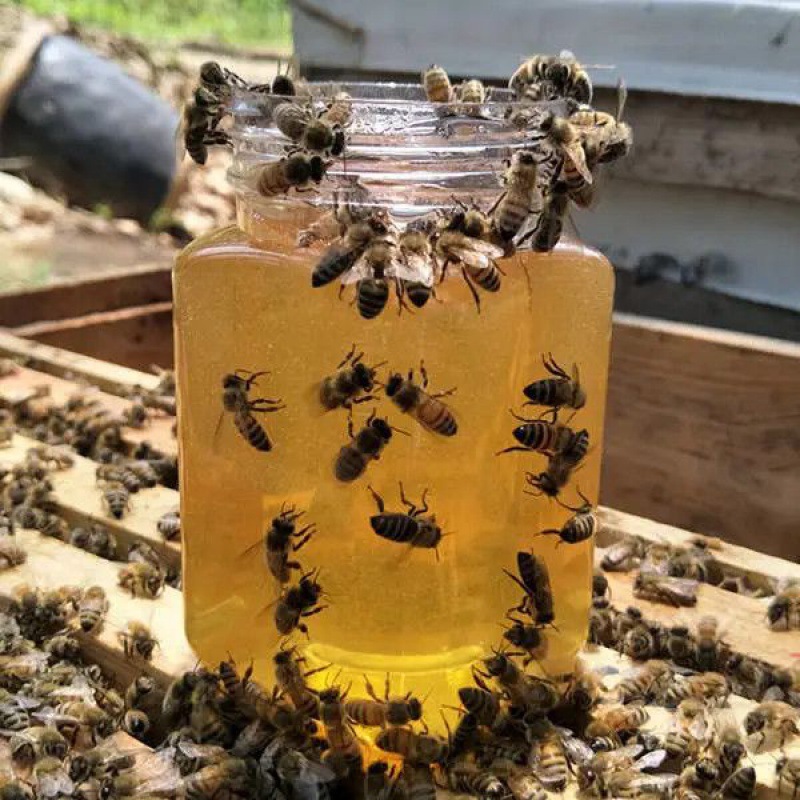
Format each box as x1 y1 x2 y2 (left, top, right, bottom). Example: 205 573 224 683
455 78 487 116
385 361 457 437
633 572 699 608
434 208 505 312
243 504 316 584
505 550 555 626
180 86 231 165
345 239 398 320
345 673 423 728
256 152 328 197
367 483 447 559
117 620 158 661
490 149 544 245
320 91 353 128
273 568 327 637
334 410 405 483
273 101 346 157
219 369 285 453
312 211 393 288
396 218 438 308
319 344 384 411
509 52 592 104
422 64 454 103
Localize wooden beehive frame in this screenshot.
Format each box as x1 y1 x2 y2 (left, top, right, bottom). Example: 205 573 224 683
1 334 799 799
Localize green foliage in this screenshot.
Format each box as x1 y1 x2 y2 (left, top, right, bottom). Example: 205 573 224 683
12 0 292 48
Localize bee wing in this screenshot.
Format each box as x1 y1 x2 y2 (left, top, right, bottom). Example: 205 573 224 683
558 732 594 766
391 253 435 286
176 741 228 761
36 768 74 798
340 254 373 285
457 243 503 273
635 749 668 771
563 140 593 183
278 752 336 785
135 749 183 795
687 715 709 741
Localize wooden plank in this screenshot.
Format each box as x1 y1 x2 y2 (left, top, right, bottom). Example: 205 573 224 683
0 264 171 328
0 434 180 570
598 506 800 588
11 303 175 373
0 362 176 457
596 562 800 672
0 529 194 688
603 314 800 559
0 328 162 395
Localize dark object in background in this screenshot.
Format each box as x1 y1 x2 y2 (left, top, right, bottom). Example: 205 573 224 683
0 35 179 224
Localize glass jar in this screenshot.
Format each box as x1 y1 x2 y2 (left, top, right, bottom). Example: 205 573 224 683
174 83 613 718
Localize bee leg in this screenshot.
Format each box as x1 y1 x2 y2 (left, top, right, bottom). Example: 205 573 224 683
367 485 385 513
487 191 506 215
301 605 328 618
460 267 482 313
362 674 381 703
337 344 358 369
418 488 430 514
496 446 535 455
398 481 418 515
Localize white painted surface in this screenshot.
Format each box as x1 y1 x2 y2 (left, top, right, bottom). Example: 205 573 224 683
292 0 800 104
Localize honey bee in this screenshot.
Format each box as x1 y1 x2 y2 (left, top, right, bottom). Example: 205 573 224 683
180 86 231 165
256 152 327 196
455 78 487 116
447 764 506 799
100 481 130 520
118 562 164 599
510 53 592 104
317 686 360 759
479 652 559 714
531 183 570 252
490 150 543 244
273 102 346 157
589 597 616 648
183 756 254 800
157 509 181 542
394 221 437 308
118 621 158 661
505 550 555 626
368 483 446 558
601 535 645 572
457 684 501 726
775 756 800 799
33 755 74 797
70 524 118 560
43 632 80 661
375 724 448 765
434 209 504 312
666 672 731 708
623 621 662 662
76 585 108 634
219 370 285 452
344 673 423 729
96 464 142 493
334 411 402 483
10 726 68 766
532 726 569 791
347 239 397 320
633 573 698 607
385 362 457 437
502 613 548 665
422 64 454 103
273 568 326 637
0 538 26 571
768 580 800 631
312 213 392 287
320 345 383 411
665 625 695 668
710 709 746 779
573 89 633 167
524 454 576 501
125 675 156 710
615 660 673 705
536 498 596 545
321 91 353 127
498 411 589 464
122 708 150 738
272 642 323 717
718 767 756 800
586 704 649 738
744 700 800 751
243 504 316 584
695 615 725 672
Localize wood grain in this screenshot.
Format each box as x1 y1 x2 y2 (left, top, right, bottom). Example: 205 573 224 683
0 529 194 688
603 314 800 559
0 434 180 570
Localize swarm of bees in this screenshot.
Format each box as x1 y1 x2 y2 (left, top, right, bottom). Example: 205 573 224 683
182 50 632 320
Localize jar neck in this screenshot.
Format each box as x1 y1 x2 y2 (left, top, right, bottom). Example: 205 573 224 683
227 82 569 222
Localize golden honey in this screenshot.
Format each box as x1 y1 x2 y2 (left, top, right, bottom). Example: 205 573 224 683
174 207 613 720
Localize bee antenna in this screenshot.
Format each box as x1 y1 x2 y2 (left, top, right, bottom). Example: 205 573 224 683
390 424 410 436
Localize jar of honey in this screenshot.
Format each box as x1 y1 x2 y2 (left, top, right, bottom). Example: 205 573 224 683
174 81 614 719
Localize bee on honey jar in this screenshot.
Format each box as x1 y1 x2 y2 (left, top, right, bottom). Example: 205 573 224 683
504 551 555 627
219 370 285 452
535 491 596 546
497 411 588 464
367 483 447 559
273 568 327 637
384 362 457 437
524 354 586 414
334 411 405 483
319 345 385 411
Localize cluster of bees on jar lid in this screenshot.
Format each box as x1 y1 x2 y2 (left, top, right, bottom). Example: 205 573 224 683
182 51 632 318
